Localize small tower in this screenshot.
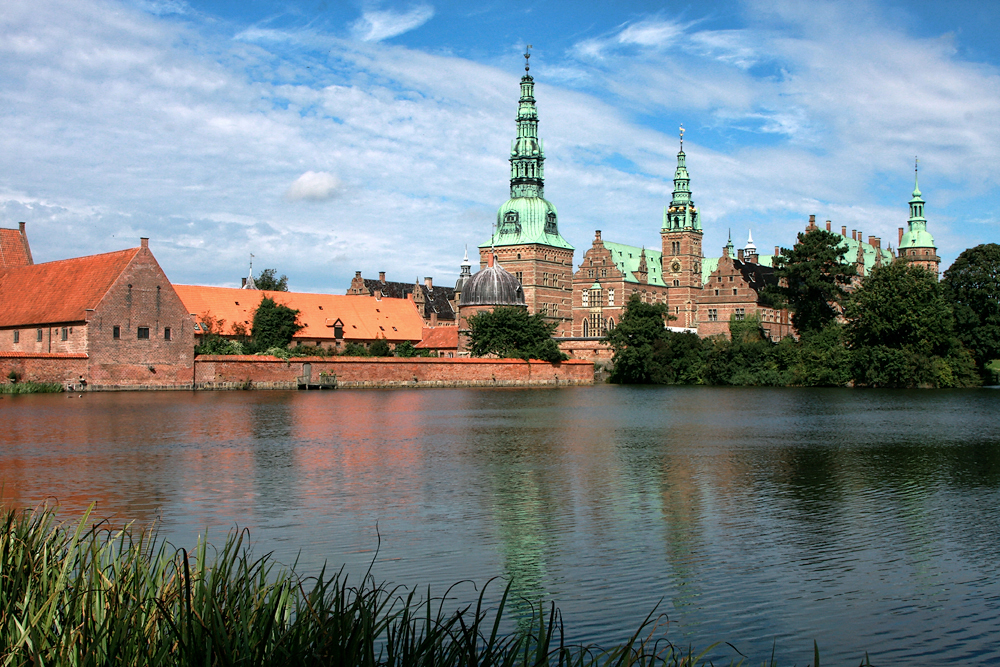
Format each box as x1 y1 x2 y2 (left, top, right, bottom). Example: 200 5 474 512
661 126 704 328
241 254 257 289
897 158 940 278
744 230 758 264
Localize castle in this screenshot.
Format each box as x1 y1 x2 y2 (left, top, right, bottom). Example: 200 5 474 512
441 52 940 348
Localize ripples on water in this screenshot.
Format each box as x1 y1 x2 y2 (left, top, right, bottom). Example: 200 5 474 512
2 387 999 665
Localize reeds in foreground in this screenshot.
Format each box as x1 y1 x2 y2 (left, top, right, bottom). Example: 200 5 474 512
0 382 63 394
0 506 824 666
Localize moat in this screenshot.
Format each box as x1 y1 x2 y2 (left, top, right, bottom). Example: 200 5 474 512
2 386 998 665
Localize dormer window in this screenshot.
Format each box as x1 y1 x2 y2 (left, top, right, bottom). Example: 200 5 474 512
501 211 520 235
544 211 557 234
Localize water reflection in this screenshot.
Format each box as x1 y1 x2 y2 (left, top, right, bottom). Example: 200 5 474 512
1 387 999 665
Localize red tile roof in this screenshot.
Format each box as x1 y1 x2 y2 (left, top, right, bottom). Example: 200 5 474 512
0 227 32 269
415 326 459 350
172 285 425 343
0 248 140 327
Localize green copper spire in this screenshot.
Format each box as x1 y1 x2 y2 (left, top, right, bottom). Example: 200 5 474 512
900 157 936 250
481 47 573 251
510 47 544 198
662 125 701 231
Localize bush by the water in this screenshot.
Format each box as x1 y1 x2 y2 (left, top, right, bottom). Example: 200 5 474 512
0 381 63 394
0 506 802 666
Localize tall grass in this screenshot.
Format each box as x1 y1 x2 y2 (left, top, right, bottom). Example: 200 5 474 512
0 382 63 394
0 506 807 666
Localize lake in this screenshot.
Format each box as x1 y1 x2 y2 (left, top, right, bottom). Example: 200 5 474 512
1 386 998 664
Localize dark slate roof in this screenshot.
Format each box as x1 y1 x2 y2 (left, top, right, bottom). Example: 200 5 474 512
734 259 778 293
459 265 526 307
361 279 456 321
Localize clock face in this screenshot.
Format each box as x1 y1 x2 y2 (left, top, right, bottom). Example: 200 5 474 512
671 261 681 272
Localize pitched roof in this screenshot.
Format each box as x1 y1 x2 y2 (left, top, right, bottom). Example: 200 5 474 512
0 226 33 269
0 248 140 327
173 285 425 342
602 241 666 286
360 279 456 321
415 327 458 350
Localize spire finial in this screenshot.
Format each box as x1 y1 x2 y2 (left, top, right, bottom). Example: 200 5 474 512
524 44 532 72
679 124 684 151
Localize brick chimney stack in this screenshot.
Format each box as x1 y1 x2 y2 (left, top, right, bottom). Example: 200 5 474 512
379 271 386 283
898 227 904 245
424 277 433 289
774 246 780 256
140 237 149 248
826 220 831 232
737 248 745 261
842 226 847 237
594 230 602 243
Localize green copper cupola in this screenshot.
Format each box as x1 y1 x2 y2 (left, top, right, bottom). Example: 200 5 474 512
662 126 701 231
900 158 936 251
481 48 572 251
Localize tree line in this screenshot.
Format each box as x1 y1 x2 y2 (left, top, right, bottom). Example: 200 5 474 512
605 235 1000 388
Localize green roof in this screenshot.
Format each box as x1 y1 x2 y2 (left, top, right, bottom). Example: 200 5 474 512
480 196 574 250
900 228 936 249
602 241 665 286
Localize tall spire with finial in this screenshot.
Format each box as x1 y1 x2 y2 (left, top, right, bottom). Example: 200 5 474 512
909 156 926 226
663 124 701 231
509 45 544 199
242 252 257 289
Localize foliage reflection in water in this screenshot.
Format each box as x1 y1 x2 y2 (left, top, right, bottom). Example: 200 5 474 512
0 386 998 665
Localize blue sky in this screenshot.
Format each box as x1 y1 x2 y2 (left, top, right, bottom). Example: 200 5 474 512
2 0 999 291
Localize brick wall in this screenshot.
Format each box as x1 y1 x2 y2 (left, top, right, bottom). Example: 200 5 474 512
0 353 88 386
0 324 88 355
86 247 195 387
480 245 575 335
194 355 594 389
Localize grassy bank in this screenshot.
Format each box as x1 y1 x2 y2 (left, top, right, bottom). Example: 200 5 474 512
0 507 809 667
0 382 63 394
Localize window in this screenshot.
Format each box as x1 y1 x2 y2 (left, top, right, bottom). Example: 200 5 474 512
588 269 595 278
733 288 738 296
593 289 602 306
164 327 171 341
673 280 680 287
540 303 548 316
735 308 745 321
717 276 722 282
714 289 719 296
608 289 615 306
13 331 19 344
543 272 549 286
36 329 43 342
582 319 589 337
708 309 718 322
600 269 607 278
515 271 523 283
137 327 150 340
582 290 589 307
113 326 120 340
606 318 614 330
61 327 68 341
729 276 735 282
552 304 558 317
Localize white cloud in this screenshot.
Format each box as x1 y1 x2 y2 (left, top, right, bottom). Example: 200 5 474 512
284 171 342 201
350 5 434 43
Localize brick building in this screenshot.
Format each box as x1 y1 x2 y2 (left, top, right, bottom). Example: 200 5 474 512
174 285 425 353
346 270 457 327
0 237 195 387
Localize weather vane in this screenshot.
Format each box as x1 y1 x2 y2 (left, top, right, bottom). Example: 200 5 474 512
679 124 684 150
915 155 919 174
524 45 532 72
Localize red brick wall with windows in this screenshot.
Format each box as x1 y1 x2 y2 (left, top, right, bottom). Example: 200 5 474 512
85 248 195 387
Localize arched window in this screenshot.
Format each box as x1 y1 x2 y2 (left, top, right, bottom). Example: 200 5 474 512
607 318 615 331
582 319 589 337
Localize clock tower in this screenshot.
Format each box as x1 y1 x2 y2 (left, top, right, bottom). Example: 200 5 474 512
661 127 704 328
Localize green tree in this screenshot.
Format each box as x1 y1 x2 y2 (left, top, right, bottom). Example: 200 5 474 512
467 307 565 362
251 297 303 351
369 338 392 357
603 294 673 383
703 315 786 386
845 262 977 387
787 322 852 386
768 228 856 333
942 243 1000 377
394 341 418 358
256 268 289 291
341 342 369 357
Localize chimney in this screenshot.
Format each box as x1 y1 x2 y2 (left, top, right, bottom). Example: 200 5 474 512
140 237 149 249
851 230 856 241
379 271 386 283
424 277 433 289
825 220 831 232
774 246 780 256
430 312 438 326
488 253 495 268
737 248 745 261
355 270 361 278
595 230 602 242
19 222 26 233
808 214 816 229
869 236 881 250
242 278 247 287
898 227 904 245
842 226 847 237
